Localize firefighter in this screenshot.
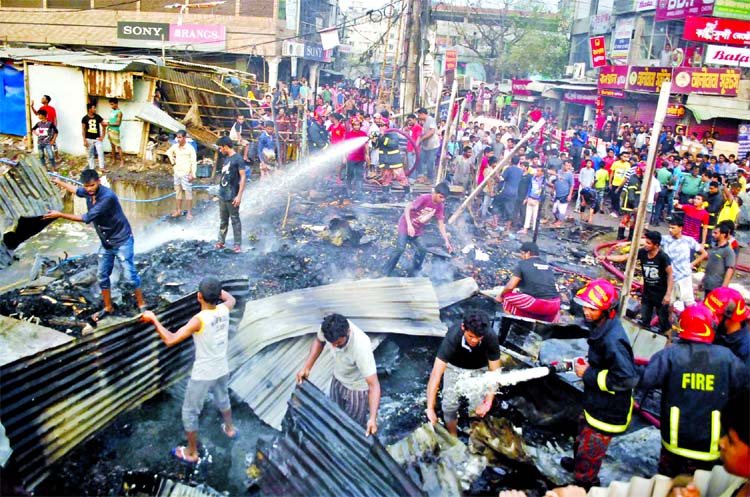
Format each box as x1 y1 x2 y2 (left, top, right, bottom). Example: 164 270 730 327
373 124 410 197
617 163 643 241
561 279 639 489
639 304 746 477
704 287 750 365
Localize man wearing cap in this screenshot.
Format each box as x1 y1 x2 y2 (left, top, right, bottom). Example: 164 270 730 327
141 276 239 464
496 242 561 322
167 130 197 220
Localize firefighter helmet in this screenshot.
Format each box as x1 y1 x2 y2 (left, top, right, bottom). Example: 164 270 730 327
678 304 717 344
574 279 619 316
704 287 750 323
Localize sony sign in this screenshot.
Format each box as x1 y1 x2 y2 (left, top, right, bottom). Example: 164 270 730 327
706 44 750 68
117 21 170 41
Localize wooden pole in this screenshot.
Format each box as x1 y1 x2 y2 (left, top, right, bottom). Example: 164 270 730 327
619 82 672 317
23 60 32 149
448 119 545 225
432 77 444 118
436 79 458 182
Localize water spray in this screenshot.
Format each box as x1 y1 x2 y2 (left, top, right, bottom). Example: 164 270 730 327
450 360 578 399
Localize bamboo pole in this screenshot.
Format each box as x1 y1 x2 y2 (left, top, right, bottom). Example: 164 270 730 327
281 192 292 230
23 60 32 149
436 79 458 182
448 119 545 225
619 82 672 317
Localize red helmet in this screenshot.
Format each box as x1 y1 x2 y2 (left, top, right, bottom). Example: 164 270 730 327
574 279 619 312
678 304 717 343
704 287 750 323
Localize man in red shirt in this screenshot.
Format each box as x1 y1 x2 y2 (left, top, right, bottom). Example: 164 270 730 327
675 193 710 245
344 119 368 192
329 112 346 183
405 113 422 177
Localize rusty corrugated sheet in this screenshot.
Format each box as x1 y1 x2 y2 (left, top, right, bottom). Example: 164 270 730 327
0 279 249 491
252 381 426 497
83 68 134 99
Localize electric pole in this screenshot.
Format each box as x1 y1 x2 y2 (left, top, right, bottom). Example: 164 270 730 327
401 0 422 113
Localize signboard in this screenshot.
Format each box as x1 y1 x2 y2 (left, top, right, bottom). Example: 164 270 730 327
713 0 750 21
626 66 672 92
117 21 225 51
285 0 298 31
672 67 741 95
655 0 714 21
511 79 532 96
683 16 750 46
599 88 626 98
590 36 607 67
613 0 635 15
304 43 331 62
706 44 750 67
635 0 657 10
590 13 613 35
666 103 686 117
563 90 598 105
611 16 635 61
598 65 629 89
738 123 750 156
444 50 458 72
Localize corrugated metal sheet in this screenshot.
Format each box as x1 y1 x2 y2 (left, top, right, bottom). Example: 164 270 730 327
0 48 157 73
588 465 744 497
0 279 249 490
227 277 447 371
229 334 384 430
252 381 426 497
0 156 62 230
136 103 186 133
83 68 134 99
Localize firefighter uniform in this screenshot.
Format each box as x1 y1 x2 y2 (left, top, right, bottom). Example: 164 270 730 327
376 131 409 189
640 334 746 476
617 166 642 241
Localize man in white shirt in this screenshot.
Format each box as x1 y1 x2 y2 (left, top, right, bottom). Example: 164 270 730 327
167 130 197 220
297 313 381 436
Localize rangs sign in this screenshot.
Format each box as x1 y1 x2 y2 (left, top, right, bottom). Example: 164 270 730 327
590 36 607 68
511 79 533 96
626 66 672 92
598 65 629 89
563 90 598 105
683 16 750 46
672 67 741 96
705 44 750 67
589 13 613 35
116 21 225 51
655 0 714 21
713 0 750 21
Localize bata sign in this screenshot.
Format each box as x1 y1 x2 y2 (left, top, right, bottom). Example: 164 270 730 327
116 21 225 51
706 45 750 67
683 16 750 46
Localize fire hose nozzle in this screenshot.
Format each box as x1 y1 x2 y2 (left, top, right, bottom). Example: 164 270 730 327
547 360 574 373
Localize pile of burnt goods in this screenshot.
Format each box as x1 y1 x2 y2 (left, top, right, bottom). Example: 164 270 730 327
0 156 62 269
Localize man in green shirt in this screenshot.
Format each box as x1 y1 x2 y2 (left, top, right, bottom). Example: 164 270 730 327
678 165 702 204
653 164 675 226
104 97 124 168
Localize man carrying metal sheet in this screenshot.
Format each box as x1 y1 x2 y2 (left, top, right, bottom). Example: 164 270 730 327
141 276 238 464
297 313 381 437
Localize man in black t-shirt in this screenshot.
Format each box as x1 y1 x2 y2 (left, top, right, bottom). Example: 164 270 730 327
81 103 105 171
496 241 561 322
215 136 246 253
426 310 500 436
600 231 673 332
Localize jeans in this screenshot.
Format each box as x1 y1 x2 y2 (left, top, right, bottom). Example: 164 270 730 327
640 297 671 332
384 232 427 276
346 159 365 190
97 236 141 290
86 138 105 170
596 188 606 213
38 143 55 168
609 187 621 215
419 147 438 180
218 200 241 246
406 151 416 174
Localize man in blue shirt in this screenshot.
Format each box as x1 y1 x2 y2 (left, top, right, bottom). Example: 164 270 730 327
45 169 146 323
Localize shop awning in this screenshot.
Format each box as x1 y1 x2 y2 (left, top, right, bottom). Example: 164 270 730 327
685 94 750 122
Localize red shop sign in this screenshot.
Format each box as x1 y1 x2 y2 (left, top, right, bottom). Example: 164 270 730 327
666 104 685 118
512 79 532 96
590 36 607 68
683 16 750 46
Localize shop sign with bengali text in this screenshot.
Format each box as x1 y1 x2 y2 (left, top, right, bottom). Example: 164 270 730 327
444 50 458 72
713 0 750 21
599 88 626 98
672 67 741 95
598 65 629 89
705 44 750 67
683 16 750 46
589 13 613 35
666 103 685 117
655 0 714 21
738 123 750 156
590 37 607 68
563 90 598 105
635 0 657 11
626 66 672 92
512 79 532 96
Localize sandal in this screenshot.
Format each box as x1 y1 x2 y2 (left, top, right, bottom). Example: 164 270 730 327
171 446 198 464
233 245 241 254
214 242 225 249
86 308 112 327
221 423 239 440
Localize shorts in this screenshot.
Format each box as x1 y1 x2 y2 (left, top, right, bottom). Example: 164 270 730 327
107 128 121 147
442 363 488 422
671 276 696 309
181 375 231 432
174 174 193 200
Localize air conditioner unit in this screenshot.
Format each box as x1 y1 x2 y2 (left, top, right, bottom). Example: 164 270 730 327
282 41 305 58
573 62 586 79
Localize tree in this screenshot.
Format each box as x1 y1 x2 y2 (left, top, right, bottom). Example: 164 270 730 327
438 0 568 80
